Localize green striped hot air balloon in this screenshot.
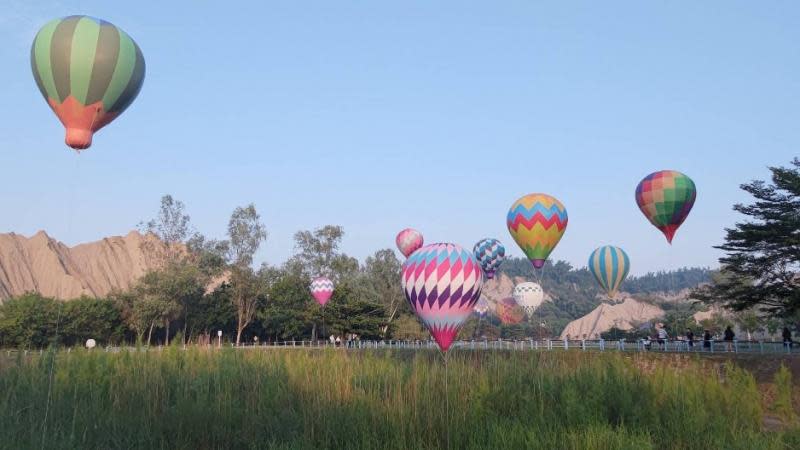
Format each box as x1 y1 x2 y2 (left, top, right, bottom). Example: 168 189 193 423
588 245 630 301
31 16 145 150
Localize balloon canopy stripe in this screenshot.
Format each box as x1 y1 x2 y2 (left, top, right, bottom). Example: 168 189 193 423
507 193 568 268
31 15 145 149
401 243 483 352
588 245 630 299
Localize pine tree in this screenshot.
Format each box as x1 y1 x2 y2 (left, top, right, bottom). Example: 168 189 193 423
695 159 800 316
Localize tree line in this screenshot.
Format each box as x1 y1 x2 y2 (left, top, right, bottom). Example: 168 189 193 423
2 158 798 349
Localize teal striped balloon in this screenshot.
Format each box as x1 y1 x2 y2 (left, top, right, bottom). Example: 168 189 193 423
588 246 630 300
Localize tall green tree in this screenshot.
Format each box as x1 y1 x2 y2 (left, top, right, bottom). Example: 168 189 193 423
227 204 267 345
694 159 800 317
139 194 193 264
362 249 405 336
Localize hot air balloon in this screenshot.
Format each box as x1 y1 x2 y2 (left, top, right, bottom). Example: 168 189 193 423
31 16 145 150
588 245 630 301
310 276 334 306
507 193 568 269
396 228 424 258
495 297 524 325
512 282 545 317
473 296 490 317
635 171 696 243
401 243 483 352
473 238 505 279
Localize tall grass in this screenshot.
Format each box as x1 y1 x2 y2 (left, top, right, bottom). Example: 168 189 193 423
0 348 796 449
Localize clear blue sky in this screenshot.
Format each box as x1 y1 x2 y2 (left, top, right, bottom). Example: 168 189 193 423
1 1 798 274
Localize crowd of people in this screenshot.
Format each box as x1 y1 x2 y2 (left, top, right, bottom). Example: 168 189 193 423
565 324 795 352
329 334 361 348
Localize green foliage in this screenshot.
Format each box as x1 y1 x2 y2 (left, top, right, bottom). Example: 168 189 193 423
695 159 800 317
772 364 797 424
0 294 125 348
0 349 791 449
0 293 60 348
60 296 126 346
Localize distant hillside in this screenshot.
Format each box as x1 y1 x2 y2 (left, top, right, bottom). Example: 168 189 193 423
0 231 167 301
483 258 713 335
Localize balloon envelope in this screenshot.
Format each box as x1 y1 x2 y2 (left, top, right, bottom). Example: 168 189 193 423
495 297 525 324
635 171 696 243
507 193 568 269
512 282 544 317
401 243 483 352
31 16 145 150
309 276 334 306
396 228 424 258
473 238 505 279
473 296 490 317
588 245 630 300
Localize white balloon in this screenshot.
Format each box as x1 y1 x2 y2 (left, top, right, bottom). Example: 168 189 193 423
85 339 96 349
512 282 544 317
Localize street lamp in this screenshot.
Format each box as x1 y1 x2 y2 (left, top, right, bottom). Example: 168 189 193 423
217 330 222 348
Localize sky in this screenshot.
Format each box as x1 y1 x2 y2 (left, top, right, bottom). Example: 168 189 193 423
0 1 798 275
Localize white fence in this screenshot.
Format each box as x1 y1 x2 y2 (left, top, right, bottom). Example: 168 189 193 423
3 338 798 355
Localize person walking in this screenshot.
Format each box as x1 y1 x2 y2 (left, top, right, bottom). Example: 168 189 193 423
723 326 735 352
783 327 793 349
703 329 712 350
685 328 695 350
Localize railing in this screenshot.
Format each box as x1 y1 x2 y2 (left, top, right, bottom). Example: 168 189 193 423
3 339 799 355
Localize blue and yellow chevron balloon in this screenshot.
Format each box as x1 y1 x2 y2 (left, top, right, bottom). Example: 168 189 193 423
473 238 505 279
588 245 630 300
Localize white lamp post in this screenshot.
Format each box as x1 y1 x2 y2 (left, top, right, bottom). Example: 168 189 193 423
217 330 222 348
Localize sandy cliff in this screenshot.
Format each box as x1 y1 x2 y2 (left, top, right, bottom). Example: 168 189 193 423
0 230 166 301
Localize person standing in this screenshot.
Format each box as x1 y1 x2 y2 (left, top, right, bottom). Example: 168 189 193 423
783 327 793 349
657 326 669 350
685 328 695 350
703 330 712 350
723 326 735 352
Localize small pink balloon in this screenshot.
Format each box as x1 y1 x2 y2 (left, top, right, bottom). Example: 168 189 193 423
396 228 424 258
310 276 334 306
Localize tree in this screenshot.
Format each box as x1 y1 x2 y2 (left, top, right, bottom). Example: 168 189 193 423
124 265 187 345
61 297 126 346
227 204 267 345
186 284 237 342
363 249 404 336
0 294 60 348
694 159 800 317
139 194 193 264
290 225 345 279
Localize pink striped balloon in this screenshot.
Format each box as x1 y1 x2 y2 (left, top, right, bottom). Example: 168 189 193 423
396 228 424 258
401 243 483 352
309 276 334 306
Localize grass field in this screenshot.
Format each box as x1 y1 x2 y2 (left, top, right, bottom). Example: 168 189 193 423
1 348 798 449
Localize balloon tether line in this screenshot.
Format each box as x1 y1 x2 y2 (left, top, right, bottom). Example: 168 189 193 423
42 151 80 449
440 349 451 450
